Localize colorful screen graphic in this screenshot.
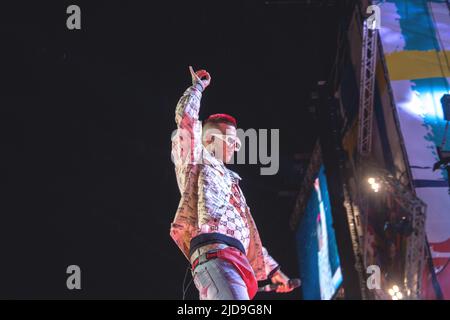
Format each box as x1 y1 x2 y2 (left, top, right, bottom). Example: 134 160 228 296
377 0 450 298
295 165 343 300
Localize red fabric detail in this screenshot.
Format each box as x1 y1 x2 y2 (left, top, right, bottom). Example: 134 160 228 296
216 247 258 299
191 247 258 299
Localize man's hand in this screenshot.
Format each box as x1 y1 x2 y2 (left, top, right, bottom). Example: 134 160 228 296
189 66 211 91
270 270 294 293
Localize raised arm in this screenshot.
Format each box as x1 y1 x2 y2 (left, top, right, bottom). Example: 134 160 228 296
171 67 211 190
176 67 209 121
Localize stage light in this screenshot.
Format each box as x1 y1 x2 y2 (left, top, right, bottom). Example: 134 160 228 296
388 284 404 300
367 177 381 192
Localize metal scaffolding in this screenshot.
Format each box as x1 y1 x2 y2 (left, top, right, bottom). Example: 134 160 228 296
357 19 378 157
378 173 427 299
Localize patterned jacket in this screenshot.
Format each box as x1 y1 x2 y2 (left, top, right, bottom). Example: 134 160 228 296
170 83 279 281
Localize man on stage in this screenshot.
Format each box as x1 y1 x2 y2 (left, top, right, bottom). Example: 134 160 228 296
170 66 293 300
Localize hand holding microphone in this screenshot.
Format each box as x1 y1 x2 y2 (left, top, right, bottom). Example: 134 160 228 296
259 269 300 293
258 278 301 293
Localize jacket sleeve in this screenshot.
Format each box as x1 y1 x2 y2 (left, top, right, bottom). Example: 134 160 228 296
262 246 281 279
171 83 204 192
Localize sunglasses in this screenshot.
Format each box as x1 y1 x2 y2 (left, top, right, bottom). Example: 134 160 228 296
211 133 242 151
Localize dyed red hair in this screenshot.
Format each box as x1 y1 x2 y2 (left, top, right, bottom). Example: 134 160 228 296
204 113 237 127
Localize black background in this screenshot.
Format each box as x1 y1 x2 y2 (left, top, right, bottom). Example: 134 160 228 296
1 0 339 299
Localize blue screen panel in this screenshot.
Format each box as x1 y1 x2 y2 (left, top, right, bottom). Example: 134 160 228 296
295 165 343 300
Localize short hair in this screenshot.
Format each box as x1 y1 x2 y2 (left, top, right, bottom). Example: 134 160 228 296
203 113 237 128
202 114 237 143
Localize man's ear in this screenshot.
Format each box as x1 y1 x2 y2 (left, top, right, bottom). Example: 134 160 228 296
202 133 215 150
203 127 221 144
202 130 213 144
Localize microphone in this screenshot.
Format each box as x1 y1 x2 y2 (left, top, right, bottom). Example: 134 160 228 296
258 278 301 292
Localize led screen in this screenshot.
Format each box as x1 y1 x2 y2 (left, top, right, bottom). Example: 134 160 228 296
295 165 343 299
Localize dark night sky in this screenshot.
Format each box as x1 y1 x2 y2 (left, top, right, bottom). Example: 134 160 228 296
1 1 339 299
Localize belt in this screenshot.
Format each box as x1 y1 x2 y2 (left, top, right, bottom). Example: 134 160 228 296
189 233 246 257
191 250 220 271
190 243 229 271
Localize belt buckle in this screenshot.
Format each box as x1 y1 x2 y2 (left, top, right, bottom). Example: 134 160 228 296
200 249 219 264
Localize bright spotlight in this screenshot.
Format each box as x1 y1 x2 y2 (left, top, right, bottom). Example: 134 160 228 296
368 178 381 192
388 284 404 300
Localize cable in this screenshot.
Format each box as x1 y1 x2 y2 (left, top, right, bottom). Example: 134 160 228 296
436 257 450 275
427 0 450 89
182 264 193 300
425 238 444 300
426 0 450 157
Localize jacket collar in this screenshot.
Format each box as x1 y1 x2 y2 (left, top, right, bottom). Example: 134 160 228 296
226 167 242 181
202 148 242 181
